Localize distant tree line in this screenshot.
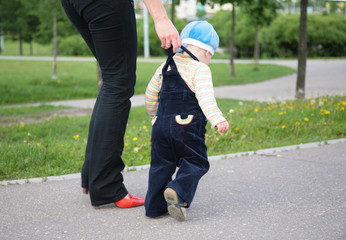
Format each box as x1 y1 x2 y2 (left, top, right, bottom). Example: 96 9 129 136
0 0 77 56
209 10 346 58
1 0 345 59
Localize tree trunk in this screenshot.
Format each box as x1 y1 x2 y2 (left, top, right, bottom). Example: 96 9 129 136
296 0 307 99
30 41 33 56
171 0 175 24
96 62 103 93
253 26 260 70
19 32 23 56
52 13 57 80
0 22 4 53
229 6 235 76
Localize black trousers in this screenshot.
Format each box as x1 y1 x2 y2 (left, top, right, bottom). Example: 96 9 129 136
60 0 137 206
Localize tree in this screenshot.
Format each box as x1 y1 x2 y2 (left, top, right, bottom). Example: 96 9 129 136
0 0 40 55
35 0 71 80
296 0 308 99
241 0 281 69
199 0 245 76
171 0 180 24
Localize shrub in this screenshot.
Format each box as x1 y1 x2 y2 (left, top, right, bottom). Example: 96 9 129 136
261 14 346 57
210 10 346 58
58 35 92 56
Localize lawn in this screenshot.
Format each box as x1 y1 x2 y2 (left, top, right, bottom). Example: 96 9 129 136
0 96 344 181
0 60 295 105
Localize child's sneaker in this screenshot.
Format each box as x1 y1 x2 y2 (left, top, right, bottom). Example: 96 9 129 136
164 188 187 221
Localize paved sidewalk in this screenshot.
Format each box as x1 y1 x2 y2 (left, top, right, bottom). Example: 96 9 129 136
1 140 345 240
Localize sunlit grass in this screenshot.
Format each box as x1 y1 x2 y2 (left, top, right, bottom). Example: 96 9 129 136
1 96 344 181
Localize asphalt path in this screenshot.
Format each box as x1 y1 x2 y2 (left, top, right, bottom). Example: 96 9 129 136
0 140 345 240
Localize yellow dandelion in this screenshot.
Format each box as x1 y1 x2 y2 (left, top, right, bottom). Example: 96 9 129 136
267 107 272 110
133 147 139 153
205 134 209 138
125 143 128 147
133 137 138 141
235 127 239 131
324 110 330 115
341 107 344 111
323 98 328 102
47 118 50 121
255 108 259 113
8 145 12 148
20 122 25 128
73 134 79 139
126 135 129 138
282 125 286 129
294 122 300 126
249 118 253 121
304 117 309 122
143 126 147 130
53 113 57 117
36 143 41 146
279 112 283 116
341 101 346 106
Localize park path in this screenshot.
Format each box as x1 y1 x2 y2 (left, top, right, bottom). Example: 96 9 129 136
1 139 345 240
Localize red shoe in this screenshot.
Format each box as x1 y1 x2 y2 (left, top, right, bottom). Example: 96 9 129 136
115 193 144 208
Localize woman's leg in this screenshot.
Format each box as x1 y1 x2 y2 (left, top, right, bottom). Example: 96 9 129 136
60 0 137 206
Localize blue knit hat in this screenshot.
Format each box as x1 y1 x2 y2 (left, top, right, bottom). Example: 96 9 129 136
179 20 219 55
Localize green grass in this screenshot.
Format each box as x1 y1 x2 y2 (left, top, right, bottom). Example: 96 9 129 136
0 105 71 117
0 40 52 56
0 105 72 124
0 60 295 105
0 96 345 181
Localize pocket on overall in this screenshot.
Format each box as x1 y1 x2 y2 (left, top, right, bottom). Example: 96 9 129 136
151 116 158 126
175 115 194 125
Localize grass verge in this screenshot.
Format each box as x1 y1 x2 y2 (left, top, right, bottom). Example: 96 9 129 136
0 96 344 181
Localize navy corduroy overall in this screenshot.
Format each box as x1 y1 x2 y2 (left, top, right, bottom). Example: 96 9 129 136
145 47 210 218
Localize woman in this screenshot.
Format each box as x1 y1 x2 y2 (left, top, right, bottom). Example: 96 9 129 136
60 0 181 208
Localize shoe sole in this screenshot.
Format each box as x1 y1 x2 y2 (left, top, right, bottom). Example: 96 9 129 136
164 188 186 221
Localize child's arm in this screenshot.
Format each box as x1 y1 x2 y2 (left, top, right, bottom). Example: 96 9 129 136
145 65 163 118
193 66 228 131
216 120 229 134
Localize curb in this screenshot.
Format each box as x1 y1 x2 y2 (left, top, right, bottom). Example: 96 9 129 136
1 138 345 186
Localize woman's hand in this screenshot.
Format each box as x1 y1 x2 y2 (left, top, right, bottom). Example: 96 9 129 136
142 0 181 52
154 16 181 52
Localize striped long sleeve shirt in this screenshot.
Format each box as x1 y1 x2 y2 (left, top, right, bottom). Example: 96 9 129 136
145 53 226 127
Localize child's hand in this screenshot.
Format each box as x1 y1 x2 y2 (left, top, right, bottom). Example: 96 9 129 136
216 120 229 134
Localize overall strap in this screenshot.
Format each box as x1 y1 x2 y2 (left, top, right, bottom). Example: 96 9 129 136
162 46 200 75
162 47 177 74
180 45 199 62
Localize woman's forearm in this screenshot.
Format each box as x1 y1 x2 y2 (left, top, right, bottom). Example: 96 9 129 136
142 0 168 22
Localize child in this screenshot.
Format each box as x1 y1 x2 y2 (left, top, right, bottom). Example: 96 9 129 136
144 21 229 221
